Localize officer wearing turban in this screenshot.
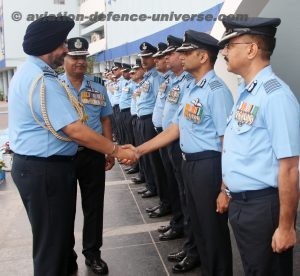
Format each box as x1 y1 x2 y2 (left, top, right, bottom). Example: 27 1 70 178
9 16 135 276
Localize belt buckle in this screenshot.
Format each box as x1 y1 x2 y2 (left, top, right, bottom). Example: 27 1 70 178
77 146 85 152
182 153 186 161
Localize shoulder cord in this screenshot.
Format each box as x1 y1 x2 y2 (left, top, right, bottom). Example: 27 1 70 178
29 75 86 142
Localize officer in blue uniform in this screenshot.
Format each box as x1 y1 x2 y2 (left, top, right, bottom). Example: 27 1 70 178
219 17 300 275
160 35 200 273
119 63 135 146
111 62 124 143
146 42 173 218
60 37 113 275
9 16 135 276
123 30 234 275
129 59 146 184
136 42 168 199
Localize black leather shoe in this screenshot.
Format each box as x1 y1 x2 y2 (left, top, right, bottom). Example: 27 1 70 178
172 256 200 273
131 176 146 184
157 224 171 233
85 256 109 275
149 206 171 218
159 228 184 241
126 168 139 174
137 187 148 194
146 205 160 213
167 249 186 262
141 190 157 198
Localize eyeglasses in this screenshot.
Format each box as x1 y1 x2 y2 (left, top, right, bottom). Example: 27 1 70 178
223 42 253 50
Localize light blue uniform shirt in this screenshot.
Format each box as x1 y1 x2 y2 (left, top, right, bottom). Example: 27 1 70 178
130 81 143 116
105 80 115 106
136 68 160 116
162 71 193 130
173 70 233 153
9 56 79 156
222 66 300 192
152 71 173 127
110 76 123 106
59 74 112 134
119 79 134 110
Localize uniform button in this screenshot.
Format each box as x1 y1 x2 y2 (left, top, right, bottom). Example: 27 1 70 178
223 149 226 153
222 173 225 177
180 144 183 147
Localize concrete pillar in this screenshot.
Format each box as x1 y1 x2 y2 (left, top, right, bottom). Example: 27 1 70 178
2 71 7 101
7 70 13 101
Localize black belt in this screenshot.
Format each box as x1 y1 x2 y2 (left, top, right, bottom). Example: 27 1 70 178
230 187 278 201
120 108 130 112
154 126 163 133
182 150 221 161
138 114 152 120
14 153 75 162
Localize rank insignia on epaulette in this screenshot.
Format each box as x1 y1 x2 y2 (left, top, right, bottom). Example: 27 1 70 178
198 79 206 88
247 80 257 92
209 80 223 91
263 79 281 94
234 101 259 126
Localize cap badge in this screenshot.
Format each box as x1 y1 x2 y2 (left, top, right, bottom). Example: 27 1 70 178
75 39 82 49
142 43 147 50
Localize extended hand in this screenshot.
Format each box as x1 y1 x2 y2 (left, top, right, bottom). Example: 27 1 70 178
117 145 139 165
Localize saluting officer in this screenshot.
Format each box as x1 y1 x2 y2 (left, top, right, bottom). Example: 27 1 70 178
9 16 135 276
219 17 300 275
60 37 113 275
123 30 234 276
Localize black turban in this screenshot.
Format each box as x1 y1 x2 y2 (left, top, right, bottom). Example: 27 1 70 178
23 15 75 56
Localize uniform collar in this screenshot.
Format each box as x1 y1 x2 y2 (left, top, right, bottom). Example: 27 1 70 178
28 56 57 75
239 65 273 96
195 69 215 88
173 71 187 84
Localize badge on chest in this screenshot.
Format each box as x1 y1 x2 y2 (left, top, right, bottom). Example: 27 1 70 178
81 90 106 106
167 85 180 104
234 101 259 126
183 98 203 124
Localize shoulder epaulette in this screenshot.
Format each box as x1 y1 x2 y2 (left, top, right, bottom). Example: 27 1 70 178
43 69 57 78
263 78 281 94
209 80 223 91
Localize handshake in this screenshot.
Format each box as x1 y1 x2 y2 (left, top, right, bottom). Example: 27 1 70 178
113 144 141 165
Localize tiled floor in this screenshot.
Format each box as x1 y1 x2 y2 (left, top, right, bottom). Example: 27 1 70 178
1 162 300 276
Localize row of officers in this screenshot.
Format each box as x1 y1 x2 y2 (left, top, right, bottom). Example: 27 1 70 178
8 14 299 276
102 16 299 276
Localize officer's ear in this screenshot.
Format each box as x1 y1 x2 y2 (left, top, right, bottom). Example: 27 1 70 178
196 50 208 64
247 43 259 60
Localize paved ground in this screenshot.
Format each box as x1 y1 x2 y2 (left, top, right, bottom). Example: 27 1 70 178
0 101 299 275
